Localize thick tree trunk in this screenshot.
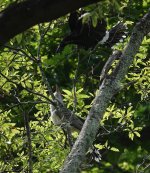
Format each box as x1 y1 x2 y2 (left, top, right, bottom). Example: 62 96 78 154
60 10 150 173
0 0 101 45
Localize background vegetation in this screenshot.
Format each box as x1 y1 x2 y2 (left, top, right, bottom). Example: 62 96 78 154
0 0 149 172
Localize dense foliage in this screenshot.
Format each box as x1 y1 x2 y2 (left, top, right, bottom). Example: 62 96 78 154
0 0 149 172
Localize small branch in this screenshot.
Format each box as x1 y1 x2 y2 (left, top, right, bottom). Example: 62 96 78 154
2 45 37 62
136 155 150 173
100 50 122 81
37 23 51 59
37 62 55 100
0 100 49 114
23 110 33 173
73 52 80 112
0 71 53 103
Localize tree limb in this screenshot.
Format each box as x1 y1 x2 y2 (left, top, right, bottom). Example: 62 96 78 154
0 0 101 45
60 9 150 173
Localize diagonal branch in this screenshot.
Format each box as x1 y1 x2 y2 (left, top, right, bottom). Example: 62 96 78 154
60 9 150 173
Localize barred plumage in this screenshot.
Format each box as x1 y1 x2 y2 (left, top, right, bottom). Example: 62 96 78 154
57 11 127 52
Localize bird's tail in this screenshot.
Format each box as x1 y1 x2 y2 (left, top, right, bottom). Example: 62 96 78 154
87 146 101 163
106 22 127 47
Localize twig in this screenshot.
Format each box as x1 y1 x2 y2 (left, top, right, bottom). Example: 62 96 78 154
73 52 80 112
0 71 53 103
136 155 150 173
2 45 37 62
23 110 33 173
36 23 55 100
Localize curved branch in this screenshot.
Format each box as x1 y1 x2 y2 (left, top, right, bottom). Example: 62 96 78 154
0 0 101 45
60 9 150 173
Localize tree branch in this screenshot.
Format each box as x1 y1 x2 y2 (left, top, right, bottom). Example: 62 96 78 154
60 9 150 173
0 0 101 45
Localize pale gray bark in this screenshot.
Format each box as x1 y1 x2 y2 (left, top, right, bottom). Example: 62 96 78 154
60 9 150 173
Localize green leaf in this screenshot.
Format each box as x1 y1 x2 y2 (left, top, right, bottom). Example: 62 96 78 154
92 16 98 27
134 131 141 138
95 144 104 150
15 33 23 44
104 140 108 147
110 147 119 152
76 88 83 94
77 94 90 99
63 89 72 96
129 132 134 140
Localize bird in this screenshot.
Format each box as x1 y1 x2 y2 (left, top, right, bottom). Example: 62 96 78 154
50 88 64 126
50 87 84 131
57 11 127 52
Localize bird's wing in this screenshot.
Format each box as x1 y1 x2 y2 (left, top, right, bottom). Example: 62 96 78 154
105 22 127 47
68 11 82 34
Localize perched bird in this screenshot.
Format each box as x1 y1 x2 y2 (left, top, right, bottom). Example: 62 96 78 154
50 89 64 126
57 11 127 52
50 87 84 131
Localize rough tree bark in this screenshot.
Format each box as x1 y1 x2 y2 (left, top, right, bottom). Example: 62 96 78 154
0 0 101 45
60 9 150 173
